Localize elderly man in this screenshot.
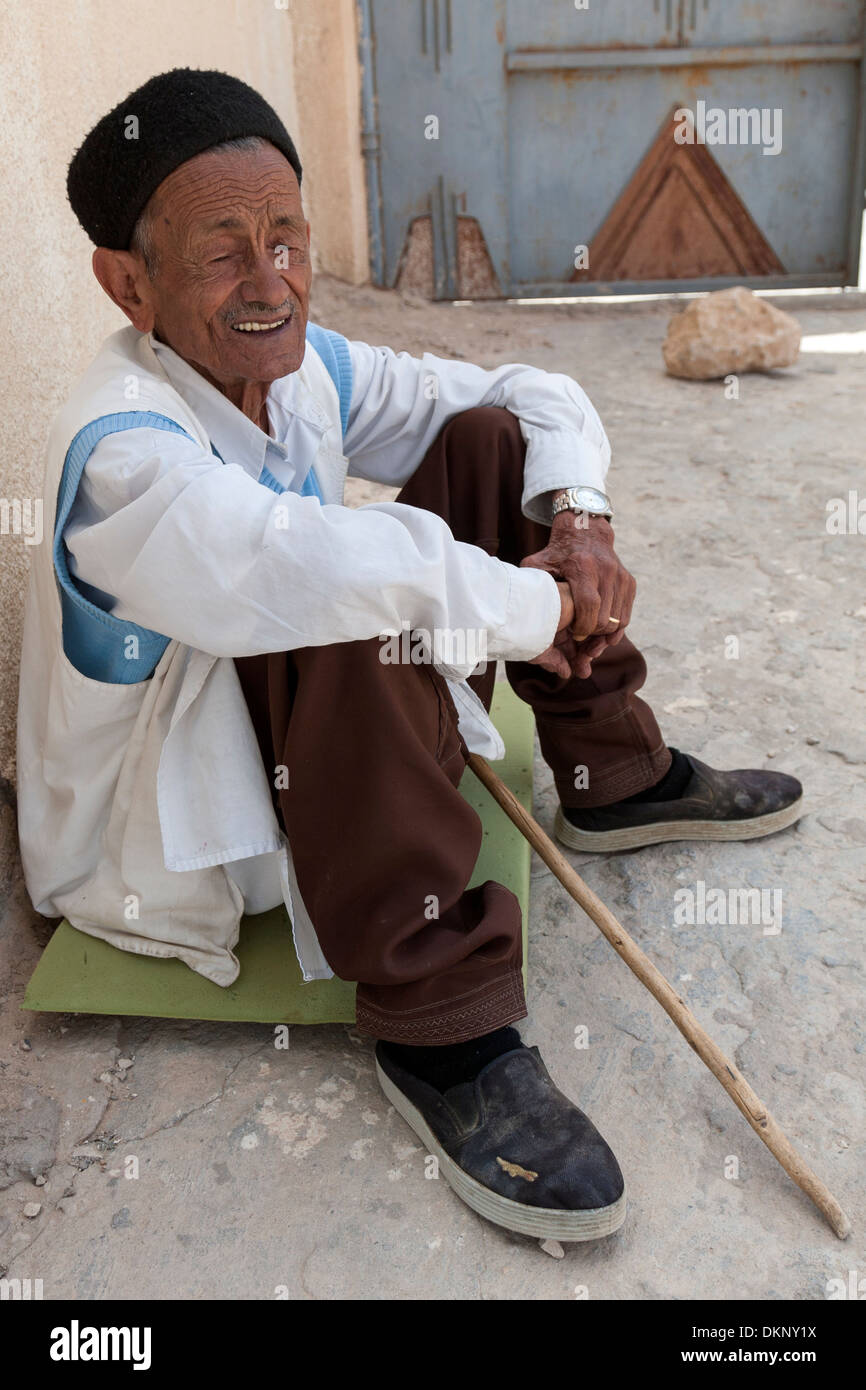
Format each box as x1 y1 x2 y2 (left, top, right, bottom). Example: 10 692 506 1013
19 69 802 1243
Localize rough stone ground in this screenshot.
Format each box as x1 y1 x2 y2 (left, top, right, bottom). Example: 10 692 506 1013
1 278 864 1301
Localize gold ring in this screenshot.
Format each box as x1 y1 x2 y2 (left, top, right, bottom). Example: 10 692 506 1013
608 617 620 625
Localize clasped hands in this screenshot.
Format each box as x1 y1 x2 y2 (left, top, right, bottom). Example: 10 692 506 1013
522 511 637 681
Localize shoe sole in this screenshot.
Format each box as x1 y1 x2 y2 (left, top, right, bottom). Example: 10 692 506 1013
375 1056 627 1242
553 796 804 854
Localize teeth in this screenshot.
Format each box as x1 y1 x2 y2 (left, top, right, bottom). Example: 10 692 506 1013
233 317 288 332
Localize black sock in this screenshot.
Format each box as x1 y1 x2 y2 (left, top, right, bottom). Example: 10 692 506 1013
618 747 693 805
381 1026 523 1093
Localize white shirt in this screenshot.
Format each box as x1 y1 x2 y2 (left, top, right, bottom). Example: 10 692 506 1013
64 329 611 668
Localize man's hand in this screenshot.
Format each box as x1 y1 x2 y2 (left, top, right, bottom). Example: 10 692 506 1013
523 509 636 680
529 581 580 679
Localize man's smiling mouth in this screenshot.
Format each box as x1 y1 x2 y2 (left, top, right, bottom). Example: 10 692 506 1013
230 313 293 334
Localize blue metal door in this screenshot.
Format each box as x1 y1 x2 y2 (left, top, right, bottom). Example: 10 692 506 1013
359 0 866 295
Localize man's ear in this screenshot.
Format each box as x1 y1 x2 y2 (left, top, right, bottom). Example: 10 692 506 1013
91 248 156 333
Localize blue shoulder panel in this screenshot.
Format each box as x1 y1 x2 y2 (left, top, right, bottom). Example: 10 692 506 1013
57 371 335 686
54 413 194 684
305 322 353 437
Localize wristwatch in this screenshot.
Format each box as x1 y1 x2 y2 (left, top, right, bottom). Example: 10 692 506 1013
550 485 613 522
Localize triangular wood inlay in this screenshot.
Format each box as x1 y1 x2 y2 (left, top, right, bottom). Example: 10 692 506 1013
572 104 784 282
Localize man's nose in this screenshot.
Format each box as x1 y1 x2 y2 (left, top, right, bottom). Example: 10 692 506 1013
239 249 289 305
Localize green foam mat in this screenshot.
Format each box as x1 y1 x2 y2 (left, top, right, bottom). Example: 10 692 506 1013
22 685 534 1023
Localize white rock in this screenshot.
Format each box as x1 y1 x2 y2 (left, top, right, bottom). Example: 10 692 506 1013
539 1238 565 1259
663 286 801 380
22 1202 42 1218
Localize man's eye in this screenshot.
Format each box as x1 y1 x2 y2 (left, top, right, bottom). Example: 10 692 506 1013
273 243 306 264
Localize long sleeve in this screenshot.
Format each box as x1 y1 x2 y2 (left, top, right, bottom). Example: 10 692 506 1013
342 339 611 523
64 426 561 677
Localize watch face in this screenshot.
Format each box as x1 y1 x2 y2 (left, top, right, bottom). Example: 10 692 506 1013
574 487 607 511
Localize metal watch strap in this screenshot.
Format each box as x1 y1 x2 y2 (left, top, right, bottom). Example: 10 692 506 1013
550 486 613 522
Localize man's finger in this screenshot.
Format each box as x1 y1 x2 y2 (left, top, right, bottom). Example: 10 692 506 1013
621 572 637 627
611 569 636 631
542 647 573 679
592 565 617 632
581 634 609 661
600 565 635 637
569 583 601 638
569 632 610 679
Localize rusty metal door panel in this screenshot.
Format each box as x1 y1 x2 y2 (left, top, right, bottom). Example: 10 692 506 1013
361 0 866 294
504 0 672 50
361 0 509 297
683 0 864 47
508 60 861 285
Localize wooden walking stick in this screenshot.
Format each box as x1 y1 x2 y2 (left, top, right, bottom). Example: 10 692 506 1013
467 751 851 1240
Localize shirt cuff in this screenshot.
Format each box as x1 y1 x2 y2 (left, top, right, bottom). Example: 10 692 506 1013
520 427 610 526
486 565 562 663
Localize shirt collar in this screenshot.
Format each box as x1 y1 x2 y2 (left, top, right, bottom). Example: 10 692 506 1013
148 334 328 482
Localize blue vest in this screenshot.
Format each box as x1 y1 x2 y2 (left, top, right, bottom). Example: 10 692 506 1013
54 323 352 684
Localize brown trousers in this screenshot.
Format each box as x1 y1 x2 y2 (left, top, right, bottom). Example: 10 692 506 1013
235 407 670 1044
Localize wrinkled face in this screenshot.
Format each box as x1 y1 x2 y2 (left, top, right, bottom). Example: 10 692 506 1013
131 141 311 387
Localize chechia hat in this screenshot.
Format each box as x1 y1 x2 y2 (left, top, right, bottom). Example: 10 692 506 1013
66 67 302 249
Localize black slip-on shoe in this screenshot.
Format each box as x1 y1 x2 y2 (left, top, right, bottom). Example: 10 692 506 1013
375 1042 626 1241
555 753 803 853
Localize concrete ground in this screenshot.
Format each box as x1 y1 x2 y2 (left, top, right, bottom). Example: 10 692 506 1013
1 280 864 1300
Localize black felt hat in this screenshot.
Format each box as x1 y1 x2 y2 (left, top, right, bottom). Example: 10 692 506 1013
67 67 303 249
